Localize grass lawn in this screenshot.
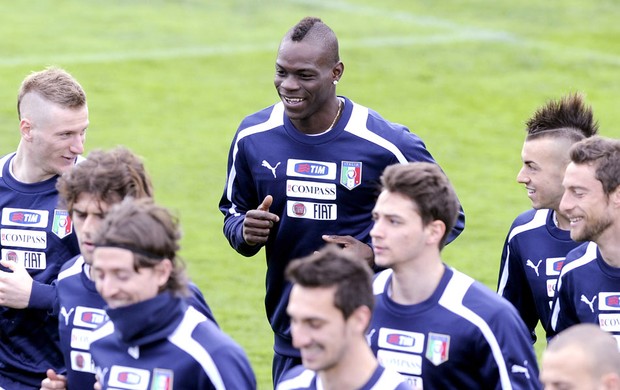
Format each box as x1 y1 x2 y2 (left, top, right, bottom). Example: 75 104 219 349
1 1 619 388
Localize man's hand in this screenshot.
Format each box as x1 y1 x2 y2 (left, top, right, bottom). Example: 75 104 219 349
40 369 67 390
0 260 33 308
322 235 375 268
243 195 280 246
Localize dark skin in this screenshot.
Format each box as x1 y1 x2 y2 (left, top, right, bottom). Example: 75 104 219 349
242 36 374 267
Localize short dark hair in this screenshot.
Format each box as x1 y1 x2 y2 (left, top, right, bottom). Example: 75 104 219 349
57 147 153 214
525 92 598 142
285 16 340 64
380 162 459 249
93 197 188 296
569 136 620 195
17 67 86 119
285 245 374 319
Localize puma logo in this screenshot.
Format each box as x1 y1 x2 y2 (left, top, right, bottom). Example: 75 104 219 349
511 361 530 379
261 160 280 178
365 328 376 345
60 306 75 326
525 259 542 277
581 294 597 313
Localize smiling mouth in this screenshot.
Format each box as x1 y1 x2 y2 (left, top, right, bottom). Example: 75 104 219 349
282 96 304 104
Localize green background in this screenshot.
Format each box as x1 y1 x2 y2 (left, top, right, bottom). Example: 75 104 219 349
1 1 619 388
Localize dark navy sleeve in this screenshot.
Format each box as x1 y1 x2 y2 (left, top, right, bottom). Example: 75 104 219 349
186 282 218 325
28 279 56 310
481 303 542 389
497 227 538 343
394 125 465 244
219 125 264 258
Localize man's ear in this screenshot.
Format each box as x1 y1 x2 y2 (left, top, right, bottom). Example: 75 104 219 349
349 305 372 334
20 118 33 141
425 220 446 246
155 259 173 289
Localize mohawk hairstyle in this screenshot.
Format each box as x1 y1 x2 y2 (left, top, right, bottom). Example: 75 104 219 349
291 16 322 41
286 16 340 64
525 93 599 141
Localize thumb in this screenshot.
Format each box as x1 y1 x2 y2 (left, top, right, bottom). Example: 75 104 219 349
0 260 15 271
46 369 57 380
258 195 273 212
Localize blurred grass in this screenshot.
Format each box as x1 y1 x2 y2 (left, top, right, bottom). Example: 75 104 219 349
1 1 619 388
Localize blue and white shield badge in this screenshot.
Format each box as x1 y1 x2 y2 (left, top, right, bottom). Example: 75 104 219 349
340 161 362 190
426 332 450 366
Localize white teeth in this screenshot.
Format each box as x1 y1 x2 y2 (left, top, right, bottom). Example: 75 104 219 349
285 97 303 103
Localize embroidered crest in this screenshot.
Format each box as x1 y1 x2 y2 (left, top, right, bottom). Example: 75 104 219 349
340 161 362 190
52 209 73 239
151 368 174 390
426 332 450 365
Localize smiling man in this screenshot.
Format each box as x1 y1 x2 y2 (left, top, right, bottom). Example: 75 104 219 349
497 93 598 343
277 245 409 390
550 136 620 342
219 16 465 385
0 67 88 389
89 198 256 389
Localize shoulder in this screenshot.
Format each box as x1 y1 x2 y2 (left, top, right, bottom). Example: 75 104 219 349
237 103 284 134
58 255 84 280
560 242 598 277
506 209 549 241
372 269 393 295
276 366 315 390
445 269 520 319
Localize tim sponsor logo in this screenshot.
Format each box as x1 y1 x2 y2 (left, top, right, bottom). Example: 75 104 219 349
378 327 424 353
377 349 422 375
286 159 337 180
286 200 337 220
1 249 46 269
545 257 565 276
599 314 620 332
0 228 46 249
1 208 48 228
108 365 150 389
74 306 107 328
286 180 337 200
599 293 620 311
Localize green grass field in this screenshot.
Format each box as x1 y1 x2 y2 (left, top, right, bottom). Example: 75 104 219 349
1 1 619 388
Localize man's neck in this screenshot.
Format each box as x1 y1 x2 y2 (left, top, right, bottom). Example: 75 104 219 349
596 226 620 268
318 343 378 390
390 253 445 305
12 147 53 183
553 209 572 231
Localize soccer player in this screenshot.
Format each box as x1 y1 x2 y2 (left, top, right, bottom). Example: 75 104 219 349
369 162 541 389
497 93 599 342
276 245 410 390
550 136 620 341
40 147 217 390
0 67 88 389
219 16 466 384
541 324 620 389
89 198 256 389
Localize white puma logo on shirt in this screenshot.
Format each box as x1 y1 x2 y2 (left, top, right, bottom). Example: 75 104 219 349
525 259 542 277
581 294 597 313
60 306 75 326
261 160 280 178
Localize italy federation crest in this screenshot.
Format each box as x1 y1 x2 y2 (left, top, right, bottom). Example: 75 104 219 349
426 332 450 366
340 161 362 190
52 209 73 239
